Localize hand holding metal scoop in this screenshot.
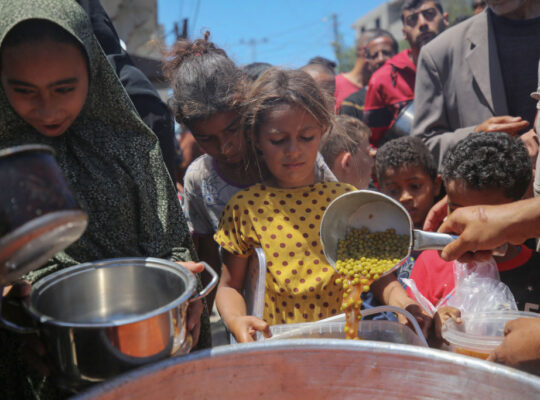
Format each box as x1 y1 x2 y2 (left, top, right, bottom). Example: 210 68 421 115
321 190 460 280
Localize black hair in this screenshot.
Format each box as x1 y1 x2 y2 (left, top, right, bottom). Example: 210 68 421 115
308 56 337 74
243 62 272 82
401 0 444 21
441 132 532 201
301 61 335 77
1 19 87 68
163 32 246 125
365 28 399 56
375 136 437 183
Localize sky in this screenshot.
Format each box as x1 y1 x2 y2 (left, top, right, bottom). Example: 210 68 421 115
157 0 389 69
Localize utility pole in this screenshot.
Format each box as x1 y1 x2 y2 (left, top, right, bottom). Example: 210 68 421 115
239 37 268 63
330 13 342 67
174 18 189 40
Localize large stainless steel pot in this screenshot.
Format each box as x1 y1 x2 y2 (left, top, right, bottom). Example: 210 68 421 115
1 257 217 391
74 340 540 399
0 144 87 285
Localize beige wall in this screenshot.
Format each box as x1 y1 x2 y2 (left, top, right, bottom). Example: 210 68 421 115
101 0 163 60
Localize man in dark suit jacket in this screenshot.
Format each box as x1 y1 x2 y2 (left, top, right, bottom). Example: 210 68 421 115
412 1 540 168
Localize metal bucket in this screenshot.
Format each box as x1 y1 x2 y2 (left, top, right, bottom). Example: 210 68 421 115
74 340 540 399
1 257 217 391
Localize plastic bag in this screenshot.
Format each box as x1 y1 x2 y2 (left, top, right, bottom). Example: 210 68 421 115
445 258 517 315
403 257 517 317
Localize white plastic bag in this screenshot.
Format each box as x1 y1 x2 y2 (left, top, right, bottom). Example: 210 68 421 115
445 258 517 315
403 257 517 317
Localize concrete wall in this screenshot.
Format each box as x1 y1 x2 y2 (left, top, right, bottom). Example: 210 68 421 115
101 0 163 60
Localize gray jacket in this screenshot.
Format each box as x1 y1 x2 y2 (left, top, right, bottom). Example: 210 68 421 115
412 11 508 167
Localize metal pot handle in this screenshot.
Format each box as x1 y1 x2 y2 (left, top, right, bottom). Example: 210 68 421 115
189 262 218 303
360 305 428 347
413 230 458 251
0 287 37 334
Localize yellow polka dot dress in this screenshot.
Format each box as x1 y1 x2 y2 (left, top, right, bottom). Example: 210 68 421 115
215 182 356 325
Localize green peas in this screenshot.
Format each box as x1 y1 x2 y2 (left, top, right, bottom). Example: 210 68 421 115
336 227 408 281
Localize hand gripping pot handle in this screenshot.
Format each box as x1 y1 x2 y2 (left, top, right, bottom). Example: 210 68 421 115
189 261 218 303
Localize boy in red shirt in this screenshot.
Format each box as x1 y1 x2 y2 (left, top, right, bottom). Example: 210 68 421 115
408 132 540 338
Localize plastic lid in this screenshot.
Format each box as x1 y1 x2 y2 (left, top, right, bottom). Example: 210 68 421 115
442 311 540 352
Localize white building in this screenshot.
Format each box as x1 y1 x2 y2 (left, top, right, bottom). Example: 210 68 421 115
352 0 473 43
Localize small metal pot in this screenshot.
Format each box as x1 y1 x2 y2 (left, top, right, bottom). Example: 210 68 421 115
1 257 217 391
0 144 87 285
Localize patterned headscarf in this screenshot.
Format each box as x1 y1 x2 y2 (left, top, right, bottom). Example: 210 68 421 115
0 0 196 281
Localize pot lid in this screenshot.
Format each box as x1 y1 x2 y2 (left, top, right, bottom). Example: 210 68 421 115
0 210 88 285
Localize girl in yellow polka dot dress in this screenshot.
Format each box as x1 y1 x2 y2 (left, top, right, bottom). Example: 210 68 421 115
215 68 356 342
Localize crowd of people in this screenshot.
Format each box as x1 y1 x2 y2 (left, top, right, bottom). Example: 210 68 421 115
1 0 540 397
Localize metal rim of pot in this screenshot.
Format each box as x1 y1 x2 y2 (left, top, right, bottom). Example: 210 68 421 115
1 257 218 331
30 257 215 328
72 339 540 400
0 144 56 158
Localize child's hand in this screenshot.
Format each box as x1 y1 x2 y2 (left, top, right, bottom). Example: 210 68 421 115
229 315 272 343
434 306 461 341
402 303 432 339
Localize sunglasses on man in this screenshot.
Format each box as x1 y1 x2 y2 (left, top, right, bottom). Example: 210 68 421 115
404 7 439 27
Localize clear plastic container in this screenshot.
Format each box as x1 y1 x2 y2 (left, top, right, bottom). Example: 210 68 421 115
266 319 427 347
442 311 540 359
263 306 428 347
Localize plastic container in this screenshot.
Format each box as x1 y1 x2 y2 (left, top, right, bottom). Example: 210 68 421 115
266 320 427 347
264 305 428 347
442 311 540 359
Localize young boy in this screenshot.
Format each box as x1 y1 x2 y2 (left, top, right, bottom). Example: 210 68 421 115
375 136 442 229
320 115 374 190
409 132 540 338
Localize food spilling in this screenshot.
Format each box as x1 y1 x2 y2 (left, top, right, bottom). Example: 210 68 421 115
335 227 409 339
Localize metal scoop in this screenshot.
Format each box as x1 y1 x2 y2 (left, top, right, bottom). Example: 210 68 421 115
320 190 457 279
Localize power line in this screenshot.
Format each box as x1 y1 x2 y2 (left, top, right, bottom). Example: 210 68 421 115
239 37 269 62
235 17 327 50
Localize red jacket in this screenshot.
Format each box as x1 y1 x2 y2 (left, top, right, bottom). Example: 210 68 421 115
364 49 416 147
